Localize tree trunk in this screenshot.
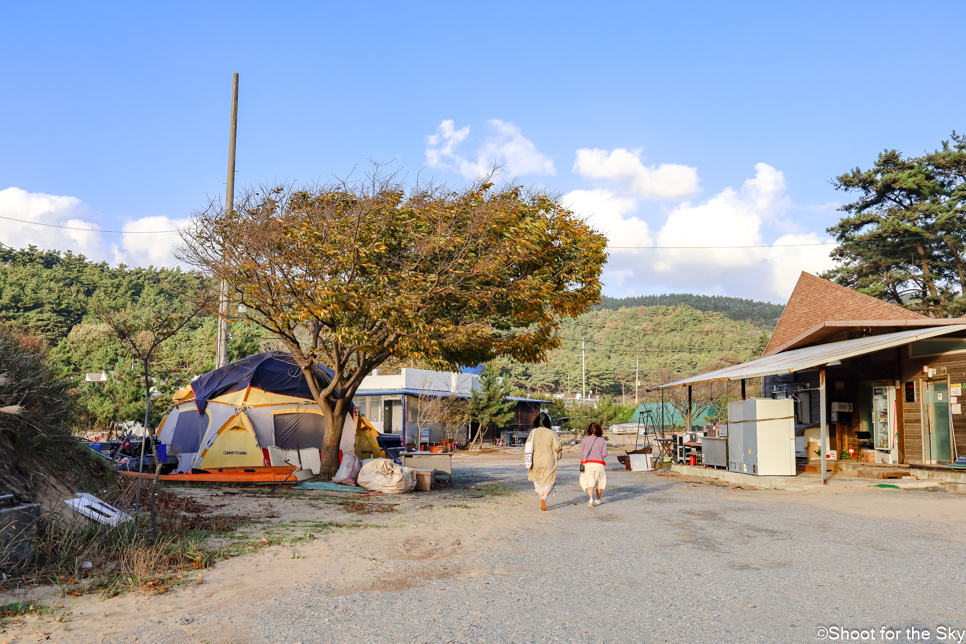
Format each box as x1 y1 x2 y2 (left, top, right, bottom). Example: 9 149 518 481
302 366 347 480
470 423 487 450
143 361 163 541
915 242 942 317
319 400 348 480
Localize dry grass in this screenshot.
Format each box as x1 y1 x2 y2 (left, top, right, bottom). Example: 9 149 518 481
336 501 397 515
1 480 240 598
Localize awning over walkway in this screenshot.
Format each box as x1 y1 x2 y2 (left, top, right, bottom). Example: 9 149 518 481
651 324 966 390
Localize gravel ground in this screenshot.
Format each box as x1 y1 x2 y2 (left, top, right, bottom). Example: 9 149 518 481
9 455 966 644
241 460 966 644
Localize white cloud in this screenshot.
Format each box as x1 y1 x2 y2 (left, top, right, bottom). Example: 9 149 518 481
0 187 107 259
111 216 187 268
650 163 836 300
425 119 555 179
563 162 837 302
764 233 837 298
653 162 787 274
563 188 651 254
0 186 185 268
573 148 700 200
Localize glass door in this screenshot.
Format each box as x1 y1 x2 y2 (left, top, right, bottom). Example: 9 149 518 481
924 382 952 463
872 387 890 450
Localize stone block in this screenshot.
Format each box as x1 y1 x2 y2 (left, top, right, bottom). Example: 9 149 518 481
0 500 41 567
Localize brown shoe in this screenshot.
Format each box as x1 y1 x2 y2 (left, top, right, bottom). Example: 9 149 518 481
540 498 547 511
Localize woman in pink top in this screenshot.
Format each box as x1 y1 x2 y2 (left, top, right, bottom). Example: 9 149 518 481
579 422 608 508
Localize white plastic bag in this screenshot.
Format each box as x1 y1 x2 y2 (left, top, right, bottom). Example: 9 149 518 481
333 454 361 486
357 458 416 493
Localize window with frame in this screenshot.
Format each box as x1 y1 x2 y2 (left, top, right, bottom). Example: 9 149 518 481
909 338 966 358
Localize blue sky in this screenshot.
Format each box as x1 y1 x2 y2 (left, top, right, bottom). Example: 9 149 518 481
2 1 963 302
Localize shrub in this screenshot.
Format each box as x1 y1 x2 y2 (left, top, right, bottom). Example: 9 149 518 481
0 324 110 498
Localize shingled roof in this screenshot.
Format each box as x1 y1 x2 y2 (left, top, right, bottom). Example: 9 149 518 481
763 272 930 357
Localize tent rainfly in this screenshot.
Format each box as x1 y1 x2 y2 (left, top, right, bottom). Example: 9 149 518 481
157 352 374 474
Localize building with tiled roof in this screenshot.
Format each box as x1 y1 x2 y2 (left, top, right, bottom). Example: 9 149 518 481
763 272 945 357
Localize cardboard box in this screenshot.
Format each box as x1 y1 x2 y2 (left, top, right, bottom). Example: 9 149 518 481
807 441 820 458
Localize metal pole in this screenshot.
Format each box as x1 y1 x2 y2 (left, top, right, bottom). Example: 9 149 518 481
820 367 828 485
741 379 746 401
661 388 666 437
635 356 639 406
575 337 586 406
216 73 239 369
582 337 586 405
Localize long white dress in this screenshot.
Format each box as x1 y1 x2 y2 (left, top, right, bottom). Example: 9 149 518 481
526 426 562 498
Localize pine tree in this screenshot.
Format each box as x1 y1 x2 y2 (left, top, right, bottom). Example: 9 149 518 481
466 365 515 448
823 133 966 317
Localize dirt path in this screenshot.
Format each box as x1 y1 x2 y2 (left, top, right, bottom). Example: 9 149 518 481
5 454 966 643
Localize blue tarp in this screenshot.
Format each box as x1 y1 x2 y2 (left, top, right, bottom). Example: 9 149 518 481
293 481 368 493
632 402 716 427
190 351 339 414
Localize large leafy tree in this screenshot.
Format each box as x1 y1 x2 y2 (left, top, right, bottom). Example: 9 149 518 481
823 133 966 317
180 173 608 478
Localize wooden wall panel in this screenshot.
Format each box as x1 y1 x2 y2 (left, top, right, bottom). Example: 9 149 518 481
924 354 966 460
903 379 923 463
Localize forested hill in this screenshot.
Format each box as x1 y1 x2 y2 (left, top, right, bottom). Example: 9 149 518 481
0 245 204 342
496 304 770 399
0 245 267 429
2 244 772 409
596 294 784 330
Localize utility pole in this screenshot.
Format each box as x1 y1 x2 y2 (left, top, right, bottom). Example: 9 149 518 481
215 73 239 369
635 356 640 405
574 337 587 405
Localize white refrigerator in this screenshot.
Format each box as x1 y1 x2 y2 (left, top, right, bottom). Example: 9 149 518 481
727 398 796 476
872 386 897 464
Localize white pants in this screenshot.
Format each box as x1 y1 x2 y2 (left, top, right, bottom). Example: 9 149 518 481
533 482 555 498
579 463 607 490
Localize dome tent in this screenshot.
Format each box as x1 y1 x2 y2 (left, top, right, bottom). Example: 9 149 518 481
157 351 365 474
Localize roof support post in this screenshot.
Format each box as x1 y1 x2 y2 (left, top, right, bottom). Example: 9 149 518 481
687 385 693 432
820 368 827 485
402 395 408 452
741 379 746 400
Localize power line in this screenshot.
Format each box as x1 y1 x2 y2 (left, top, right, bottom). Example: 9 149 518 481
0 215 182 234
0 214 937 253
0 215 830 246
608 242 835 249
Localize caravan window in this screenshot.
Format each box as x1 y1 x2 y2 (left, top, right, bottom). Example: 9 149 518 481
171 408 208 453
368 396 382 422
273 411 326 450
